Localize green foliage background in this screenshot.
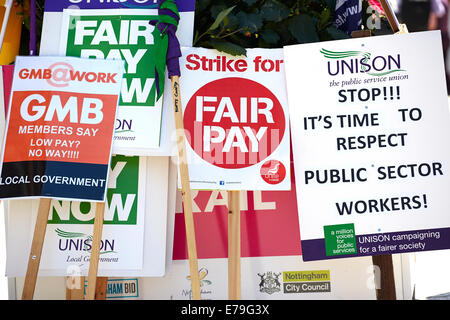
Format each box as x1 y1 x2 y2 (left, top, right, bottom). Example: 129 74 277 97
23 0 390 56
193 0 350 56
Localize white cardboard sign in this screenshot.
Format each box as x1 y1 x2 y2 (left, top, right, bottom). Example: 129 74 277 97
285 31 450 261
179 47 291 190
6 156 170 277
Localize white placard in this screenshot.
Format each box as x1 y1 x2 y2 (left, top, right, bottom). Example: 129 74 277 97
179 47 291 190
39 155 145 272
6 156 169 277
284 31 450 261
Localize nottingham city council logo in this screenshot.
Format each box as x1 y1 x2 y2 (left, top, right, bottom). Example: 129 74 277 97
257 272 281 295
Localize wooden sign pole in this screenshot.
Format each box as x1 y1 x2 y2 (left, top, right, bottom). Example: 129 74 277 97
21 198 51 300
85 202 106 300
66 276 108 300
93 276 108 300
372 255 397 299
66 276 85 300
228 190 241 300
171 75 202 300
379 0 402 33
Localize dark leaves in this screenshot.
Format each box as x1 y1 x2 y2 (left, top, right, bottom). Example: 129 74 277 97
288 14 320 43
260 29 280 44
260 0 290 22
209 39 247 56
236 11 263 33
193 0 361 56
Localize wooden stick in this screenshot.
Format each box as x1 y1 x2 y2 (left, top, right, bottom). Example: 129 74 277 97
170 75 201 300
351 30 371 38
21 198 51 300
228 190 241 300
94 277 108 300
66 276 107 300
65 276 85 300
379 0 402 33
372 255 397 299
85 202 105 300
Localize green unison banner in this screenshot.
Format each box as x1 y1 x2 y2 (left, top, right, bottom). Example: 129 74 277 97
60 9 165 153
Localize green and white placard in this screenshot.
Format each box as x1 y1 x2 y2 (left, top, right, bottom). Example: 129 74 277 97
39 155 145 272
59 9 163 154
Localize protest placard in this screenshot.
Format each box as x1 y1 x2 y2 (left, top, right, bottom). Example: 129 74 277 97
173 163 300 260
0 67 6 149
40 0 195 155
38 155 146 272
179 47 291 190
0 56 123 201
284 31 450 261
6 156 170 277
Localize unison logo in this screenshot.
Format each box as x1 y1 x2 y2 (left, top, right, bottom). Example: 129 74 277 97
115 118 134 134
56 228 116 254
321 48 406 77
